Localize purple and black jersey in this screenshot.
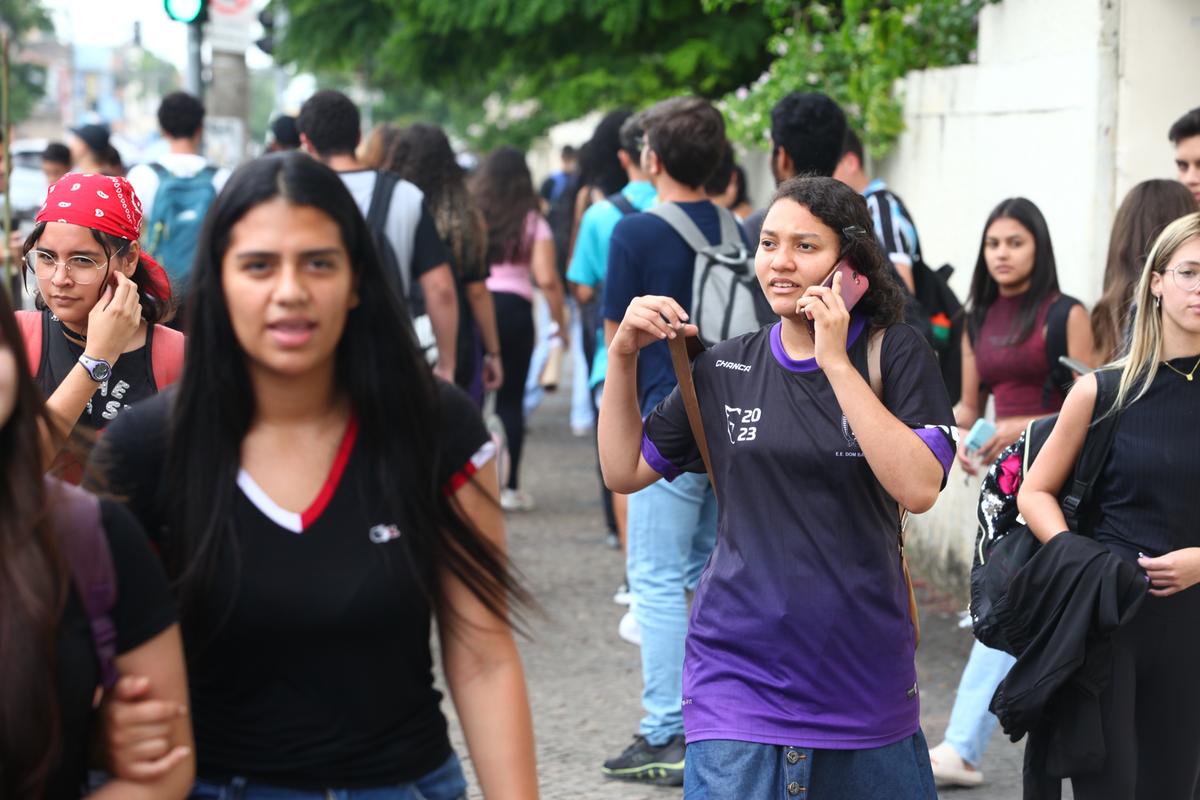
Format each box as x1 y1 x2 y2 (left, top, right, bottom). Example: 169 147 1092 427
642 315 955 749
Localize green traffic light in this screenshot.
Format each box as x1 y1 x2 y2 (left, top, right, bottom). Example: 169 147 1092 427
164 0 205 23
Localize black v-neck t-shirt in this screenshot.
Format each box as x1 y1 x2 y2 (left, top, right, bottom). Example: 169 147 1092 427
95 382 493 788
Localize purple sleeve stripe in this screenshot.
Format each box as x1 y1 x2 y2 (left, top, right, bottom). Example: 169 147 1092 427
641 431 682 482
914 426 955 477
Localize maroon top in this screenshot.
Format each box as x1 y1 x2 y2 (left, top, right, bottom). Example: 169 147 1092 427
975 293 1063 418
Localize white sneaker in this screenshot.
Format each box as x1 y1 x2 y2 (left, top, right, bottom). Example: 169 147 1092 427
928 741 984 788
618 610 641 646
500 488 536 512
613 584 632 606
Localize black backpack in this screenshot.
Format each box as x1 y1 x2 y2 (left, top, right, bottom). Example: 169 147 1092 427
970 368 1120 654
866 187 966 404
547 173 581 281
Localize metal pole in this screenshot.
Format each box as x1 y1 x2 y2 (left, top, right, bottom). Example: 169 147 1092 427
187 21 203 98
2 28 12 293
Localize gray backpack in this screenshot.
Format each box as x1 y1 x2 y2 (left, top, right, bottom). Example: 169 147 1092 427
649 203 775 347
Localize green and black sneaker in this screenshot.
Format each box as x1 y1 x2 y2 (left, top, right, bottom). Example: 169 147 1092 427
601 734 686 786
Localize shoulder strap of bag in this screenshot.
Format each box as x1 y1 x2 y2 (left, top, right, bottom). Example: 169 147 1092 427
648 203 714 255
15 310 42 374
1042 294 1079 406
49 480 119 690
150 324 186 390
1061 367 1121 531
607 192 637 217
866 326 921 648
667 334 717 498
367 171 400 232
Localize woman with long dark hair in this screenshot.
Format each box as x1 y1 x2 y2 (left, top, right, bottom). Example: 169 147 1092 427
0 287 193 799
929 197 1095 788
599 176 954 796
1092 180 1197 363
1019 212 1200 797
387 123 502 401
16 172 183 460
94 153 538 799
473 147 566 511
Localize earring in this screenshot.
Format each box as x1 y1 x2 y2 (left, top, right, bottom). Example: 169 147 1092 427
1155 295 1162 309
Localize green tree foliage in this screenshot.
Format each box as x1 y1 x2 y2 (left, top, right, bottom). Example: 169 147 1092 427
711 0 999 159
1 0 54 123
276 0 774 148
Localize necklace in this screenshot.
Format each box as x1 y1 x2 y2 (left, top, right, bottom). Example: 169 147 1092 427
1162 354 1200 382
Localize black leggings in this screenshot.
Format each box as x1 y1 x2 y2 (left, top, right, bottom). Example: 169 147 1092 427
493 292 534 490
1071 587 1200 799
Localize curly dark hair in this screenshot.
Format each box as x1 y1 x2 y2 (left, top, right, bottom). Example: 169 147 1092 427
157 91 205 140
768 176 906 331
471 147 540 266
387 123 487 282
296 90 361 158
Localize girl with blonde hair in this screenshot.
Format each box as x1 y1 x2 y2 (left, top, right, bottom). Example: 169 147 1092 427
1019 211 1200 798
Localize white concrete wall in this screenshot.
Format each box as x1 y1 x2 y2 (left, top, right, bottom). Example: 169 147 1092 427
877 0 1118 308
1114 0 1200 198
876 0 1199 599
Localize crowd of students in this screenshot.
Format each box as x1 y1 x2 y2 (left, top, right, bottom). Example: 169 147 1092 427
2 81 1199 799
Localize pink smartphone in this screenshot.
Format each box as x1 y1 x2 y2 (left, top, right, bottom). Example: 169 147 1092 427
805 259 870 334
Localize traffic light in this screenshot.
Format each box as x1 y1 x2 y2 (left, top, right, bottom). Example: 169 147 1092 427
256 8 276 54
164 0 207 24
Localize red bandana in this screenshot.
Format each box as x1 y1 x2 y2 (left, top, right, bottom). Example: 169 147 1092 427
36 172 172 302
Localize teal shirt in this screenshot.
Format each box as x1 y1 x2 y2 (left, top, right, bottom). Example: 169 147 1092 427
566 181 657 387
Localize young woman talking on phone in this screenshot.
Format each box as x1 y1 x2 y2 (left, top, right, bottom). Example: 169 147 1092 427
599 176 955 798
1018 212 1200 798
928 197 1095 789
16 172 182 457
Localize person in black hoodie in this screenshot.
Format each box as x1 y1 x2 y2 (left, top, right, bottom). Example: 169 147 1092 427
1018 211 1200 798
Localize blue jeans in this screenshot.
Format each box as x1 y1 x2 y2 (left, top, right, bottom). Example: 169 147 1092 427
525 297 594 430
189 753 467 800
684 732 937 799
943 638 1016 766
626 472 718 745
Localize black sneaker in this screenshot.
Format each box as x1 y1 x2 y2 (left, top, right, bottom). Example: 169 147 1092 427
602 734 686 786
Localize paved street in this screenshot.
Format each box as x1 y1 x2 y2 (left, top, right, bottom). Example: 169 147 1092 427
440 386 1070 799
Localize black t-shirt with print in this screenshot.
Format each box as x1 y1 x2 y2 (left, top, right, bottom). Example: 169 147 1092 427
34 310 158 431
96 382 493 788
49 499 177 800
641 319 956 747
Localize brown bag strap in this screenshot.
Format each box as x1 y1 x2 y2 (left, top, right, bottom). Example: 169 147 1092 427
668 334 717 499
866 326 920 648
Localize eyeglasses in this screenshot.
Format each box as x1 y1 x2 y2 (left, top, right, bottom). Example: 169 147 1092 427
25 249 113 285
1164 264 1200 292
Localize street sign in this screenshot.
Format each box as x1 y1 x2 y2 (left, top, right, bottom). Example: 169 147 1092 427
205 0 256 54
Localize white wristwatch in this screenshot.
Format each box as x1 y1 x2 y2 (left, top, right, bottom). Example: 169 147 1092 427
78 354 112 382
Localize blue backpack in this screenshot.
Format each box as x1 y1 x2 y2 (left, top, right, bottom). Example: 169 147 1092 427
144 163 218 290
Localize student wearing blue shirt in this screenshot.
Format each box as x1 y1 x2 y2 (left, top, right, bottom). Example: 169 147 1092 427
599 96 745 786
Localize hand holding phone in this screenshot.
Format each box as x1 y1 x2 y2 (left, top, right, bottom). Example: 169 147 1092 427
804 260 870 337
